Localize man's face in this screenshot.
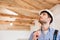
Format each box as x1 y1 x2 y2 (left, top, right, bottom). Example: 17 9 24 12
39 12 51 23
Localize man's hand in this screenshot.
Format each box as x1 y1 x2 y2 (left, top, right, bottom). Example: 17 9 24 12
33 31 40 40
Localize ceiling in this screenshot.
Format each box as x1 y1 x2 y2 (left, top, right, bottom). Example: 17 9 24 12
0 0 60 30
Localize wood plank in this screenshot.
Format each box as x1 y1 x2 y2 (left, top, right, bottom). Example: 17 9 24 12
37 0 55 9
0 21 30 30
0 13 39 20
14 0 37 10
0 25 30 30
7 25 30 30
22 0 45 10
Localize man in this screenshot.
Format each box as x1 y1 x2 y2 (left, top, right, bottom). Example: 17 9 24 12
29 9 60 40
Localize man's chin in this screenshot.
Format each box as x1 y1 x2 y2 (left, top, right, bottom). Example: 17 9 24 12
39 20 43 24
39 20 46 24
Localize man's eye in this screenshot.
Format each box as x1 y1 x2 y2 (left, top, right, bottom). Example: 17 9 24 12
43 14 45 15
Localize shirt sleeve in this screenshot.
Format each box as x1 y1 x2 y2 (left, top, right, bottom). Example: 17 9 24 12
29 32 34 40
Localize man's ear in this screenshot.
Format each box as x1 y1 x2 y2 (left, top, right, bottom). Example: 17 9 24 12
47 17 51 23
48 18 51 22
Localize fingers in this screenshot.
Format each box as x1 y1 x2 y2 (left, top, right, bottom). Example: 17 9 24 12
33 31 40 40
33 35 38 40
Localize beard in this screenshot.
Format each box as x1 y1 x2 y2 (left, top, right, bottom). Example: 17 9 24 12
39 20 50 31
39 20 47 25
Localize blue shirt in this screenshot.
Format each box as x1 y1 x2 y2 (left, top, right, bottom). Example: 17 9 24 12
29 27 60 40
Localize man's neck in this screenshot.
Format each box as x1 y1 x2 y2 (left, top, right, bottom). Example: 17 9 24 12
43 30 48 35
41 22 50 33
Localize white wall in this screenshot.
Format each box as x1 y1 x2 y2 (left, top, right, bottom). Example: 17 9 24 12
50 4 60 30
0 30 31 40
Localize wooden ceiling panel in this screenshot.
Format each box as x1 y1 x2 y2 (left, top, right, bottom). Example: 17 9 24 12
14 0 37 10
8 25 30 30
0 0 60 30
46 0 59 4
0 21 30 30
22 0 45 10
